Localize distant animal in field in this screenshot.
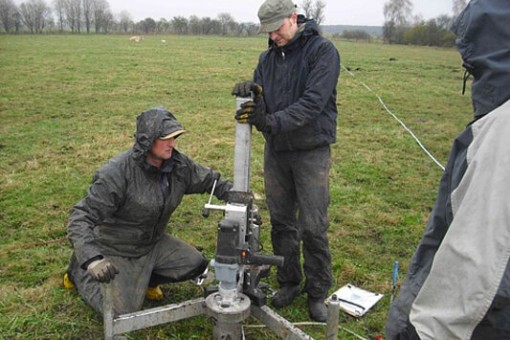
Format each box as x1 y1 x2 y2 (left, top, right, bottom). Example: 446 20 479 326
129 36 143 43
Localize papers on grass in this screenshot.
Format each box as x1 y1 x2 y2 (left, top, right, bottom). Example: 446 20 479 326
327 284 383 317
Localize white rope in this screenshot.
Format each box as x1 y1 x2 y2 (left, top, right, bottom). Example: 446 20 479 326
244 322 370 340
343 65 445 171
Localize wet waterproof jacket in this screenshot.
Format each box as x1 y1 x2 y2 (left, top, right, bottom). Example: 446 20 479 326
68 107 232 267
386 1 510 339
253 17 340 152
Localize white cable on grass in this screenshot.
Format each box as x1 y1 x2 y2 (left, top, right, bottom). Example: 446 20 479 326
343 65 445 171
244 322 369 340
292 322 370 340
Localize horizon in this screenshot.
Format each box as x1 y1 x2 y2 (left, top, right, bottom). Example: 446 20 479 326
12 0 457 27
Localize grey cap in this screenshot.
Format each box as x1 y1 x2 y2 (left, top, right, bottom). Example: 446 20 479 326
258 0 296 33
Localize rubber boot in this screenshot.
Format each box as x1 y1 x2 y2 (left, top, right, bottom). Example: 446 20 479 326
63 272 75 289
308 298 327 322
271 285 301 308
145 286 164 300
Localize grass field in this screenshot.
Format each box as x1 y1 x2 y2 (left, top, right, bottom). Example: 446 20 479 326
0 34 472 339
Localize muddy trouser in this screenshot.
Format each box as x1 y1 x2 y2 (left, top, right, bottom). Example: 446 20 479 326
264 144 332 300
67 233 208 316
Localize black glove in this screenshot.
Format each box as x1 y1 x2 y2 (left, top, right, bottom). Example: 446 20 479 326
232 81 263 98
87 258 119 283
235 99 270 133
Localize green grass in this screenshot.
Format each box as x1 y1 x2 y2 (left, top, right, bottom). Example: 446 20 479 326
0 34 472 339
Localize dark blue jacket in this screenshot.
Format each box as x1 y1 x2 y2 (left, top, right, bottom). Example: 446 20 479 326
254 17 340 152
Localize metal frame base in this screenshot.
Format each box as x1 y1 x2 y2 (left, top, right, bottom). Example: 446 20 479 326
102 283 341 340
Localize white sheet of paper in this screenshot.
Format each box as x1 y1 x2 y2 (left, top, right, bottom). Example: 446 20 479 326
327 284 383 317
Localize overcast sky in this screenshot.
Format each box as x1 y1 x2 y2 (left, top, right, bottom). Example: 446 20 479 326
105 0 456 26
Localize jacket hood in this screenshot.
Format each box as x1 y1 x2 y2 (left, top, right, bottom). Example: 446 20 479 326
452 0 510 118
132 106 185 162
268 15 320 49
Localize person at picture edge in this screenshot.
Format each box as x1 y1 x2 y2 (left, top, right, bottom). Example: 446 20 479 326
386 0 510 339
63 106 232 316
232 0 340 322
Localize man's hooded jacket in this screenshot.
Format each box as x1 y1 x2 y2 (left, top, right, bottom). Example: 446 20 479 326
68 107 232 267
386 1 510 339
254 16 340 152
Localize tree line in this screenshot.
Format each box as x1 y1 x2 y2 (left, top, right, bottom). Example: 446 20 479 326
381 0 467 47
0 0 328 36
1 0 468 48
0 0 265 35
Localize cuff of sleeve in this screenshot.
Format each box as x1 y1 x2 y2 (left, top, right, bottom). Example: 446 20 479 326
81 255 103 270
266 115 279 134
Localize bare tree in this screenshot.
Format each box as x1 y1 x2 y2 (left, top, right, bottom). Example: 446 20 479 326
64 0 81 32
92 0 111 33
452 0 467 17
140 17 155 34
383 0 413 43
217 12 235 35
311 0 325 25
156 18 169 33
301 0 313 17
436 14 454 30
171 16 188 35
82 0 92 33
13 10 20 31
193 16 221 35
19 0 51 33
118 10 132 33
100 10 112 32
53 0 65 32
189 15 201 35
384 0 412 26
0 0 18 32
210 18 222 35
300 0 326 25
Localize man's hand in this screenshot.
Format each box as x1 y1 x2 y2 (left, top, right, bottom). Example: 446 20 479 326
87 258 119 283
232 81 263 98
235 99 270 133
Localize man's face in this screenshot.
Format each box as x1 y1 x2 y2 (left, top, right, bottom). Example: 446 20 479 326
150 137 176 161
269 13 298 47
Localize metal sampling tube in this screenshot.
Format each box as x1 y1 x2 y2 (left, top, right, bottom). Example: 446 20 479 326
205 96 254 339
233 97 252 192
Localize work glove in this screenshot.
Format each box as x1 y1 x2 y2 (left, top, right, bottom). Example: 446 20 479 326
235 98 271 133
87 258 119 283
232 81 263 99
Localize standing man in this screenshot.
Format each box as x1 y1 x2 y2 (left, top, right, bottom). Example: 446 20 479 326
232 0 340 322
386 0 510 339
64 107 232 316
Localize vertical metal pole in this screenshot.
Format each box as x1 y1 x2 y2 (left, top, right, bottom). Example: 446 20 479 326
102 283 115 340
233 97 252 192
327 295 341 339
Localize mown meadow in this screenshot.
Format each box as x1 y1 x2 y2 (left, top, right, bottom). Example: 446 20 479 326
0 34 472 339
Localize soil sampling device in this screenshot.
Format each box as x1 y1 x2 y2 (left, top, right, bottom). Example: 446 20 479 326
101 96 341 339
